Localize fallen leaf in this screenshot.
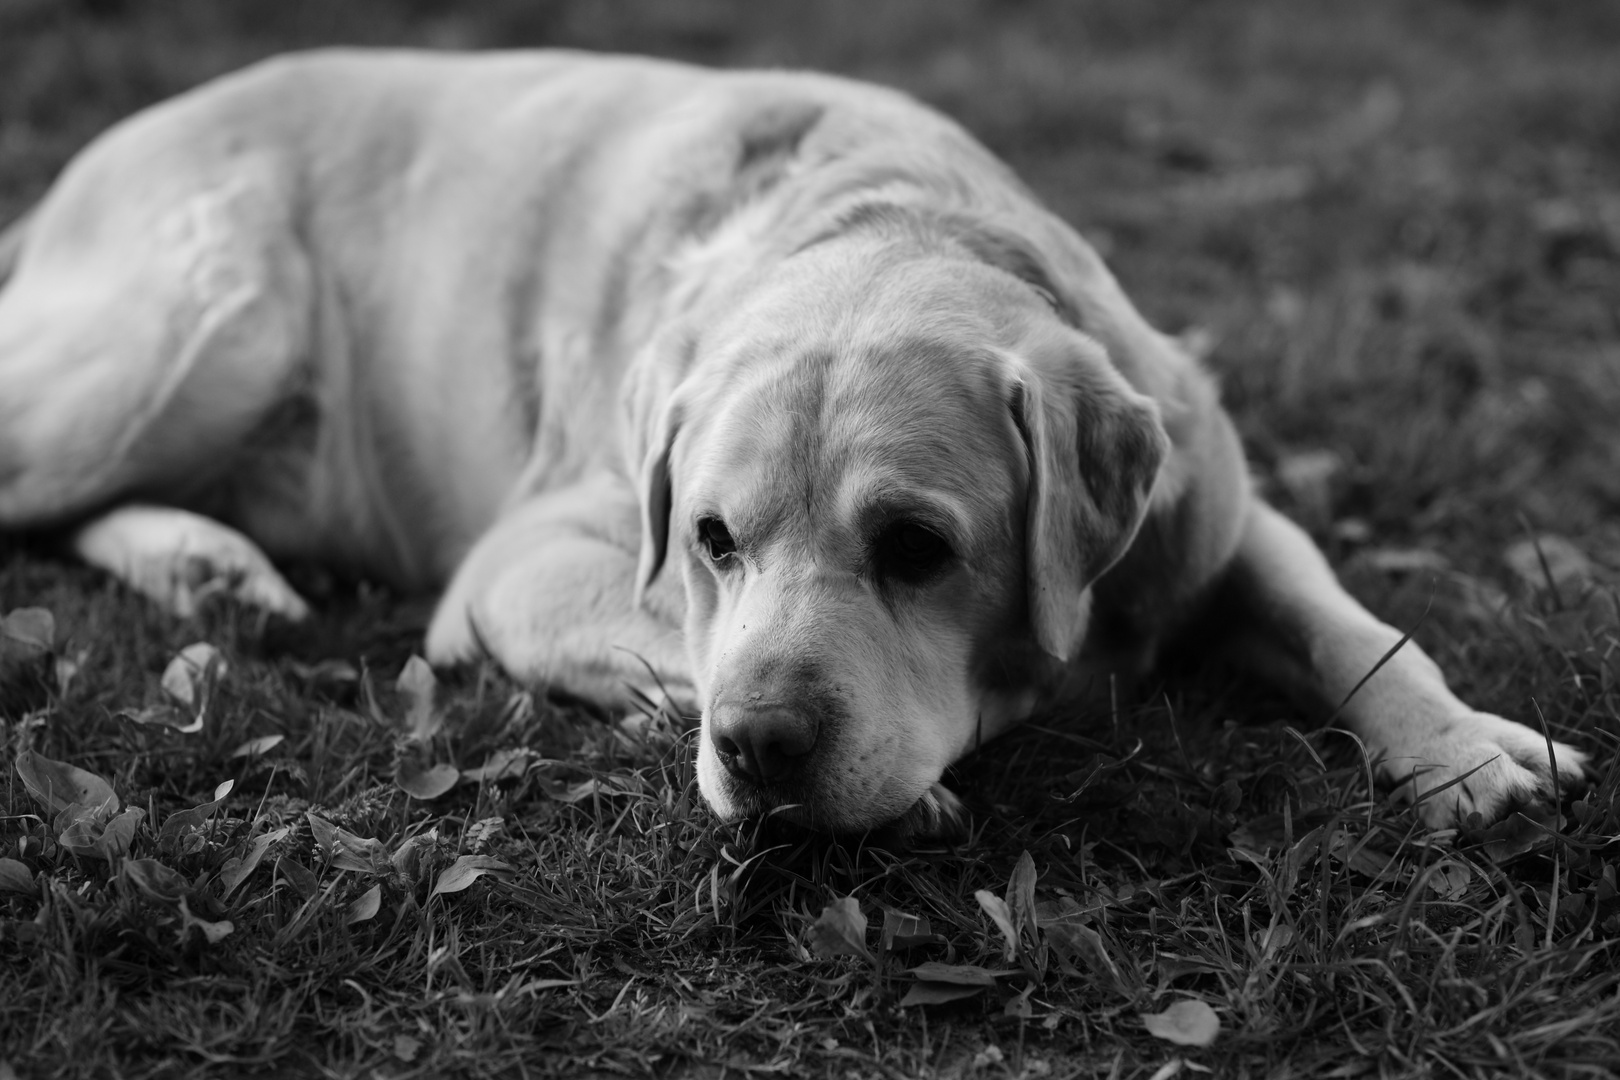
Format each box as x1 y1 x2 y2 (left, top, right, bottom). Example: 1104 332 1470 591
277 856 319 900
1504 535 1593 593
177 896 234 944
465 818 506 852
0 608 54 680
899 981 986 1007
907 962 1010 985
1046 922 1131 997
538 776 629 803
391 830 441 882
90 807 144 861
976 889 1019 961
162 643 228 710
430 855 514 898
123 858 190 905
230 734 285 758
216 826 290 898
346 883 383 924
118 704 202 732
397 657 440 741
1007 850 1039 944
158 779 234 855
1142 999 1220 1046
0 858 35 893
306 812 389 874
288 659 359 687
15 750 117 815
1361 547 1451 575
460 747 536 784
881 908 935 951
1427 860 1474 900
395 760 459 800
808 896 873 964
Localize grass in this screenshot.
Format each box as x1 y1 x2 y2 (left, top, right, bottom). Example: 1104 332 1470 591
3 0 1619 1076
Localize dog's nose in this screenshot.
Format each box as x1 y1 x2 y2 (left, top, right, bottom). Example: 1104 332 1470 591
709 703 818 782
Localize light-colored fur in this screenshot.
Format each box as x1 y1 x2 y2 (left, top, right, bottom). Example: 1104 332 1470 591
0 49 1588 832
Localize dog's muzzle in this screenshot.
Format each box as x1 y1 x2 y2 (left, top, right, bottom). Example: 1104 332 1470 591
709 702 819 783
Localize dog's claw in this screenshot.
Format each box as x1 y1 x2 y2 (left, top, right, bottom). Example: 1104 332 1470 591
887 783 970 843
1391 712 1590 829
73 505 309 620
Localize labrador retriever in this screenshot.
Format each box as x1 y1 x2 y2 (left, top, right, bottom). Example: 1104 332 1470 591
0 49 1588 834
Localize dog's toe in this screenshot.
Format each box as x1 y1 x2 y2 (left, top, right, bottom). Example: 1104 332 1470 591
74 505 309 620
1398 713 1589 828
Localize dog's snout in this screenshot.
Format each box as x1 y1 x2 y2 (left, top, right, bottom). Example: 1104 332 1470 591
710 703 819 782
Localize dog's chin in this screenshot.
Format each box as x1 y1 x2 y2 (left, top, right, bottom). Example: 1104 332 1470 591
700 771 969 843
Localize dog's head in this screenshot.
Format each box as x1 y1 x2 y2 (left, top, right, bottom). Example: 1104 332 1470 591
631 212 1168 831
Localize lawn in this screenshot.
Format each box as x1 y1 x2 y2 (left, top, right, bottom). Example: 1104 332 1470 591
3 0 1619 1076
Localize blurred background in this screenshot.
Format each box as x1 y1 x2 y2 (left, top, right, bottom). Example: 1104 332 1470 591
1 0 1617 614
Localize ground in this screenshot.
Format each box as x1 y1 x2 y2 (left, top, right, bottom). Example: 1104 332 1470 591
2 0 1619 1077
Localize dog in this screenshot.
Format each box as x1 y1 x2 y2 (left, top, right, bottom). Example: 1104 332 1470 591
0 49 1588 834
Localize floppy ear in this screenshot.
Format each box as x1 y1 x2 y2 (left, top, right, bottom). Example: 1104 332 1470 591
633 399 680 606
624 324 698 607
1012 336 1169 661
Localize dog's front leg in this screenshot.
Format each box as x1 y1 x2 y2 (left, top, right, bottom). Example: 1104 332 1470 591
1216 500 1588 827
425 479 693 712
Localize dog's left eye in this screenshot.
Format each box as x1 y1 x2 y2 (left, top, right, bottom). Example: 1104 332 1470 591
874 521 952 583
698 517 738 562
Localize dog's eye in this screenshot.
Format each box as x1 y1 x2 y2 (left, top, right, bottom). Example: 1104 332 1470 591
874 521 951 583
697 517 737 562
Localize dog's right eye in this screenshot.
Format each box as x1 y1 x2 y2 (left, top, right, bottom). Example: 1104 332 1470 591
873 520 952 584
697 517 737 563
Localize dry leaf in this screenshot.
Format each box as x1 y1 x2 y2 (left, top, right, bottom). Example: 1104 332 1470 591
395 760 459 800
976 889 1019 961
1007 850 1039 943
1142 999 1220 1046
1046 922 1130 997
899 981 985 1007
231 734 285 758
90 808 145 861
1504 535 1593 593
390 830 441 883
346 883 383 924
881 908 935 951
0 608 54 680
162 643 227 709
15 750 117 815
0 858 35 894
306 812 389 874
123 858 190 905
1427 860 1474 900
808 896 873 964
460 748 537 784
177 896 234 944
430 855 514 898
157 779 234 855
907 962 1008 986
216 826 290 899
397 657 440 741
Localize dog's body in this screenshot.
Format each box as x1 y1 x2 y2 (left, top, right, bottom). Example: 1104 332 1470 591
0 50 1586 831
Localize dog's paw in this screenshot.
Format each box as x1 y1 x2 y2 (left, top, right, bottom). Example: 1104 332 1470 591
73 506 309 620
1381 711 1590 828
886 783 970 844
423 599 478 667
